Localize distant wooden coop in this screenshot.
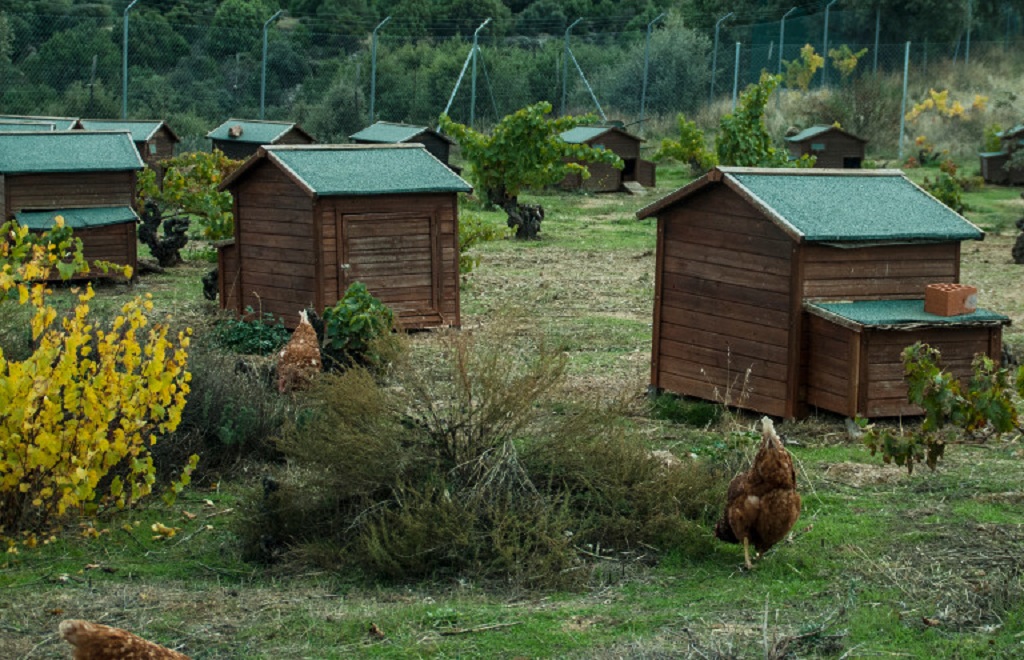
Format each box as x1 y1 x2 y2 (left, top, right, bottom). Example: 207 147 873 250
0 130 143 276
0 114 81 131
559 126 655 192
79 120 180 179
350 121 457 171
217 144 472 330
637 167 1009 419
979 123 1024 185
784 125 866 168
207 119 316 160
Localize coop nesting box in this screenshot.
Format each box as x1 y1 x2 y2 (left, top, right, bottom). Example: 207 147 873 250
217 144 471 330
784 125 867 168
637 166 1010 419
207 119 316 160
0 130 143 277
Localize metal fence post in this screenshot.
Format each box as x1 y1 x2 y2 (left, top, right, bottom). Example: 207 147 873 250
122 0 140 119
562 18 582 116
898 41 910 162
873 7 880 74
470 18 491 128
965 0 972 66
260 9 283 120
779 7 797 75
709 12 733 105
369 16 391 125
639 12 666 135
731 42 741 111
822 0 837 89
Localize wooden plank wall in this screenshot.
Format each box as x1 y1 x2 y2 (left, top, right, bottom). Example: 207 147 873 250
218 241 240 314
213 141 257 161
804 315 857 417
803 243 961 300
595 132 640 160
654 185 795 417
322 193 460 329
275 129 314 146
788 134 864 168
417 136 450 164
234 162 316 329
862 326 1000 417
6 172 134 216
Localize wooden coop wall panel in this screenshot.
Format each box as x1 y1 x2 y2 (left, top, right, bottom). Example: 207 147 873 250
6 172 135 215
653 186 796 418
802 243 960 301
218 241 240 313
234 162 316 329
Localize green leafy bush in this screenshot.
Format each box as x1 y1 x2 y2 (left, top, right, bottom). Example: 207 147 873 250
861 343 1023 473
717 73 815 168
459 211 505 274
321 282 396 370
213 307 290 356
922 172 967 213
655 114 718 173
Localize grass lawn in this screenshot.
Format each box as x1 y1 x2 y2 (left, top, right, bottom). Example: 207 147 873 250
2 164 1023 658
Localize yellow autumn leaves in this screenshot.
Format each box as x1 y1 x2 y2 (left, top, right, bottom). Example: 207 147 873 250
0 219 194 541
906 88 989 122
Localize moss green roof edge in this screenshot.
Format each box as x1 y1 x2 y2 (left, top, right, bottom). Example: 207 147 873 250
560 125 643 145
785 125 866 143
15 206 139 230
228 145 472 196
0 122 57 132
350 121 452 145
207 119 311 144
0 131 144 173
80 120 179 143
0 115 80 130
806 299 1010 327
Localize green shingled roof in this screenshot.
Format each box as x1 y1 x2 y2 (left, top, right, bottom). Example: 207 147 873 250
255 145 471 195
560 126 615 144
727 170 982 242
207 119 307 144
15 206 139 230
806 299 1009 327
0 121 56 132
350 121 450 144
0 115 80 130
79 120 175 143
0 131 144 174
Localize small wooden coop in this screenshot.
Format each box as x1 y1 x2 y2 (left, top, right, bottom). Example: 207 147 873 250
784 125 867 168
0 130 143 276
79 120 180 179
207 119 316 160
350 121 457 171
637 166 1009 419
559 126 655 192
217 144 472 330
979 123 1024 185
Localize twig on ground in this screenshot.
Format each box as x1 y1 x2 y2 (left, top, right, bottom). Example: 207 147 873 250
439 622 520 636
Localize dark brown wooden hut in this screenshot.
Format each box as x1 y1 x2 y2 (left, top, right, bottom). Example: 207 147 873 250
784 125 867 168
0 130 143 277
979 123 1024 185
559 126 655 192
636 166 1009 419
79 120 180 179
217 144 472 330
207 119 315 160
350 122 456 170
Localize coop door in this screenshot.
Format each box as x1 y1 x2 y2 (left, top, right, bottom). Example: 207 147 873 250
337 212 441 324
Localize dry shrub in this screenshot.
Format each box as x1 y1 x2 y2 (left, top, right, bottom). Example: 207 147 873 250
240 327 732 586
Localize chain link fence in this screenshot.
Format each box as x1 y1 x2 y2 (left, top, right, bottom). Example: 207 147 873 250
1 7 1021 155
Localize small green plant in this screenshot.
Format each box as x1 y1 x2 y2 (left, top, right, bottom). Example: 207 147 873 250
1003 150 1024 174
321 282 396 370
784 44 824 92
716 73 815 169
137 150 242 241
922 172 967 213
213 307 290 355
861 342 1023 473
459 211 504 274
828 44 868 82
655 114 718 173
983 123 1003 152
650 392 721 428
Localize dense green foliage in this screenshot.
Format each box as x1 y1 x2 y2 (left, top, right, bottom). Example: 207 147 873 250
655 113 717 173
716 73 814 168
213 307 291 355
137 150 243 241
439 102 623 209
321 282 396 370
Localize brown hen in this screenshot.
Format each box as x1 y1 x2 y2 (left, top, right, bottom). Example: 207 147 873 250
276 309 322 393
59 619 190 659
714 416 801 569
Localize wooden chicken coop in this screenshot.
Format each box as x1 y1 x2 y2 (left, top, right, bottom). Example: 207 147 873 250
559 126 655 192
207 119 316 160
217 144 472 330
784 125 867 168
79 120 180 179
350 121 457 171
636 166 1009 419
979 123 1024 185
0 130 143 277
